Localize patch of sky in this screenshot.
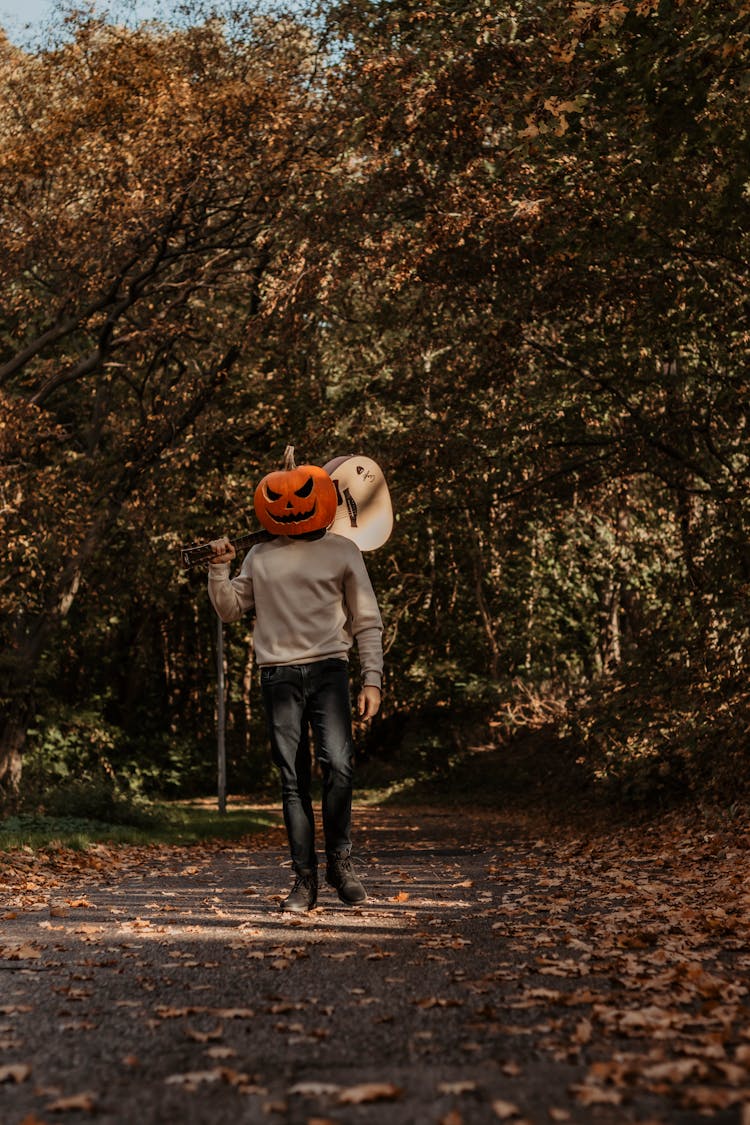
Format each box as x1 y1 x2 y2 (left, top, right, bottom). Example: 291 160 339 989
1 0 312 48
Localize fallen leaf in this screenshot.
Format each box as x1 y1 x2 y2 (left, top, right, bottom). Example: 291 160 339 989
288 1081 341 1096
492 1100 521 1120
186 1024 223 1042
439 1080 477 1095
261 1101 287 1114
0 1063 31 1083
569 1084 623 1107
164 1069 224 1089
1 943 41 960
642 1058 705 1082
164 1067 248 1092
501 1062 523 1077
47 1091 97 1112
416 997 463 1009
337 1082 402 1104
681 1087 734 1110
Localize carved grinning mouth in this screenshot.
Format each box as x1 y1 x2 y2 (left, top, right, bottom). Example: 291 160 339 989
268 501 318 524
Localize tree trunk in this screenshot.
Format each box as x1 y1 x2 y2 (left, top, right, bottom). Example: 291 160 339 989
463 508 500 681
0 705 29 806
0 557 92 803
525 527 538 673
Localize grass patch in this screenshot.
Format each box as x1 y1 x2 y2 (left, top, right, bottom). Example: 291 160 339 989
0 802 282 851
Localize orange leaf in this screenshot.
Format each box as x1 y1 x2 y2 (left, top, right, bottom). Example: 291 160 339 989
0 1064 31 1083
47 1091 98 1112
492 1100 521 1119
186 1024 224 1042
337 1082 402 1104
438 1081 477 1095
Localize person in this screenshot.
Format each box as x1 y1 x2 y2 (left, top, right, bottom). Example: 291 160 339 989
207 507 383 914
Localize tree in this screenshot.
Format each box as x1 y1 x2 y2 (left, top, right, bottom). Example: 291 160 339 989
298 0 750 699
0 7 328 798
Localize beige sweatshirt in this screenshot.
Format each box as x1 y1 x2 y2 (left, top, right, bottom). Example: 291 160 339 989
207 532 384 689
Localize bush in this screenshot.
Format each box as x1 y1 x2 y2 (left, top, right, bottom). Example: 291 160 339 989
41 777 159 826
560 659 750 807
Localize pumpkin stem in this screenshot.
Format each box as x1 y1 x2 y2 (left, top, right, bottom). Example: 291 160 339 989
283 445 296 470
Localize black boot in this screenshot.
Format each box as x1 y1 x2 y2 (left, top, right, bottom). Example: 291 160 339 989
326 852 367 905
281 866 318 912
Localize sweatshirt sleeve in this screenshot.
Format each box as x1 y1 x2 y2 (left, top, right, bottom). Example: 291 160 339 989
207 553 255 623
343 546 384 690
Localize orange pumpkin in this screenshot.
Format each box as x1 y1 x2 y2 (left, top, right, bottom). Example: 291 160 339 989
254 454 337 536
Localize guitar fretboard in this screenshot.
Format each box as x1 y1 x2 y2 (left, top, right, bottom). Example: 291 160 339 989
180 529 271 569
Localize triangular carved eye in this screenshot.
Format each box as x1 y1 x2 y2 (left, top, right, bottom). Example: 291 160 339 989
265 485 282 501
294 476 314 499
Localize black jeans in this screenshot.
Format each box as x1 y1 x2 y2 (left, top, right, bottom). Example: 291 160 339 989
261 658 354 873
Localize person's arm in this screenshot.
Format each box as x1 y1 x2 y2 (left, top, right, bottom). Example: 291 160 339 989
358 683 381 720
342 546 384 719
207 537 255 623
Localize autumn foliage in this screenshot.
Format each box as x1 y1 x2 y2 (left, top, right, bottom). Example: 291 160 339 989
1 0 749 812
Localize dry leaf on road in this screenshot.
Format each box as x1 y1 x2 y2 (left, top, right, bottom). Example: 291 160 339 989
288 1080 341 1097
439 1080 478 1095
0 1063 31 1083
492 1099 521 1119
1 943 42 960
337 1081 403 1104
46 1091 98 1112
186 1024 224 1042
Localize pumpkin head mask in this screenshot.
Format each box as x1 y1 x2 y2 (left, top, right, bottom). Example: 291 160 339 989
254 447 337 536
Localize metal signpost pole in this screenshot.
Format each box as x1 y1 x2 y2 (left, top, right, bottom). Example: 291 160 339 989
216 612 227 815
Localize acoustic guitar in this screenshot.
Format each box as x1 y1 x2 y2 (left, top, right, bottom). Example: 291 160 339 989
180 454 393 569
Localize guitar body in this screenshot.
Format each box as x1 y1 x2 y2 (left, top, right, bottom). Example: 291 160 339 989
323 454 393 552
181 454 393 569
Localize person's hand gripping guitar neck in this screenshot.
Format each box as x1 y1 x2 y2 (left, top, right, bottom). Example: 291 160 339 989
209 537 236 566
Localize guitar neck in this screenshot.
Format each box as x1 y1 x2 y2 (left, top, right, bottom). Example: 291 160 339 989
181 529 272 570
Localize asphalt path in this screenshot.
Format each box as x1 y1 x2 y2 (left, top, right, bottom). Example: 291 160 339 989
0 805 747 1124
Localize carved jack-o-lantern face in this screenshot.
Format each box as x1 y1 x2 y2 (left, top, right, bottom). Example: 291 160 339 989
253 464 337 536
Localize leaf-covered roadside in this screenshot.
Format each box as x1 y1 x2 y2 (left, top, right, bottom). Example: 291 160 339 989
481 815 750 1117
0 805 749 1122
